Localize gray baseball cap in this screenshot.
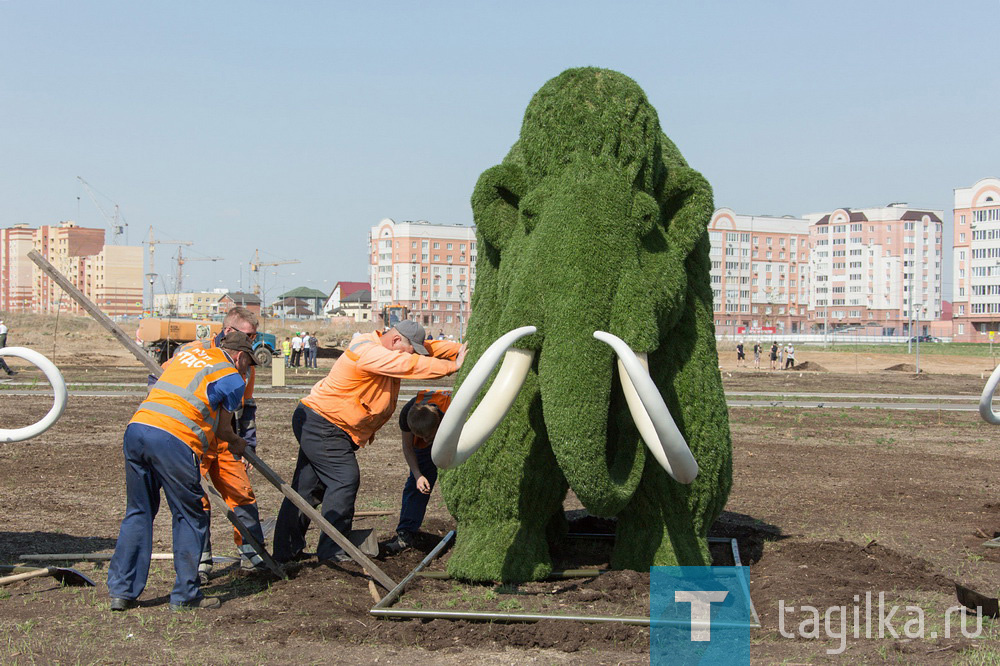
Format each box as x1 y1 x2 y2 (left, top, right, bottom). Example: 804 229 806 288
394 320 429 355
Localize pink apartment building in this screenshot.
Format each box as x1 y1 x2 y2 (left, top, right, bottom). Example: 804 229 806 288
952 177 1000 342
709 209 810 336
711 205 943 337
369 218 476 328
803 205 942 335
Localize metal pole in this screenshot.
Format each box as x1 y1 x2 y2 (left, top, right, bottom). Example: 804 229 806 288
373 531 455 610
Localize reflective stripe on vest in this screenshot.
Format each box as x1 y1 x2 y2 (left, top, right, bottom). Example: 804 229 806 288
132 347 240 455
344 337 376 362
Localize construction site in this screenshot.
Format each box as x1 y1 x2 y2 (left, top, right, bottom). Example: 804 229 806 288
4 280 1000 663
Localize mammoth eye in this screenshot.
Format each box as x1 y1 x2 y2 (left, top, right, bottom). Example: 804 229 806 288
520 204 538 232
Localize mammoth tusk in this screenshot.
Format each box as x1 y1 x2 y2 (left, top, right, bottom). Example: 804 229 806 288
592 331 698 484
0 347 68 443
980 363 1000 425
432 326 536 469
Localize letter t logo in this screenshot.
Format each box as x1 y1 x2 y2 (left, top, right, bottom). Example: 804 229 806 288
675 590 729 641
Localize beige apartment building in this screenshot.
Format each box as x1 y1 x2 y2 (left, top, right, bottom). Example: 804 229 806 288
709 209 811 336
952 177 1000 342
1 221 143 316
0 224 35 311
369 218 476 328
803 205 942 336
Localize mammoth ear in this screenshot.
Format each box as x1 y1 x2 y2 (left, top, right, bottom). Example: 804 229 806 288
471 162 528 251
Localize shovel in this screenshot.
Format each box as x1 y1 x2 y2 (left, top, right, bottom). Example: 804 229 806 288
0 565 96 587
955 583 1000 618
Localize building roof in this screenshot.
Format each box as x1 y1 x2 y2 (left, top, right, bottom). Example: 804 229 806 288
279 286 328 299
899 210 943 223
223 291 261 305
336 281 369 298
814 210 869 225
341 288 371 303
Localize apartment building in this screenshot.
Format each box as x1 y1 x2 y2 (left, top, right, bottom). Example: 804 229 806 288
153 291 224 318
369 218 476 327
803 205 942 335
11 221 144 317
0 224 35 311
952 177 1000 341
708 209 810 335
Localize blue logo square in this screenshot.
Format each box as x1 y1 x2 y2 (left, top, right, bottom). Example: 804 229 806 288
650 566 757 665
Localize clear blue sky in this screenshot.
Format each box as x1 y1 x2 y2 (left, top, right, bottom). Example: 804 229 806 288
3 1 997 301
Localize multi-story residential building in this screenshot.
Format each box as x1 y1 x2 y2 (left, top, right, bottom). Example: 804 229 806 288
952 177 1000 341
803 205 942 335
369 218 476 327
708 209 810 335
28 221 144 317
0 224 35 311
153 291 223 318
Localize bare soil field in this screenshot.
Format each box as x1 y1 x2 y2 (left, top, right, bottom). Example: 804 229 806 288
5 321 1000 663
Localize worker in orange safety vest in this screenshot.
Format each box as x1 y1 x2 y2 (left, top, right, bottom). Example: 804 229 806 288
108 331 256 611
384 389 451 554
161 307 268 578
272 320 465 563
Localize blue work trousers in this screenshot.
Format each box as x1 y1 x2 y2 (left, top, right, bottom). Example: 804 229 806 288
273 404 360 562
396 445 438 534
107 423 208 606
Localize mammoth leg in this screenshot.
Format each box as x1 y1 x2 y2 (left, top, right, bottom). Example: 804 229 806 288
440 375 567 583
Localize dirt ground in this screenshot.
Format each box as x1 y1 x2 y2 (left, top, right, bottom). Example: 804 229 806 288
6 329 1000 662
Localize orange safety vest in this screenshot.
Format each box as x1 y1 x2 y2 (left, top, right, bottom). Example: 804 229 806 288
301 331 461 446
168 338 255 402
132 346 244 455
409 390 452 449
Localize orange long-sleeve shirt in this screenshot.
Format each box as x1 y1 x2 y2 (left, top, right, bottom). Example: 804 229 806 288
301 331 462 446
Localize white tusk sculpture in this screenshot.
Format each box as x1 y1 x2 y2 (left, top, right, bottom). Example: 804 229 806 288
0 347 68 443
593 331 699 484
432 326 536 469
980 363 1000 425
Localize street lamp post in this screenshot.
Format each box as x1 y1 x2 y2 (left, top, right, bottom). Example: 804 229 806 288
145 273 158 316
914 303 922 375
458 284 466 341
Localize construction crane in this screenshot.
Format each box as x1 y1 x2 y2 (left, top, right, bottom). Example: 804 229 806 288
77 176 127 244
143 228 192 311
249 249 300 315
174 246 223 293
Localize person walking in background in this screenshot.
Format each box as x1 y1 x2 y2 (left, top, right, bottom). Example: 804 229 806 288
282 337 291 367
308 332 319 368
0 319 16 376
784 343 796 370
753 341 761 369
290 333 302 367
736 340 745 368
301 332 311 368
769 341 778 371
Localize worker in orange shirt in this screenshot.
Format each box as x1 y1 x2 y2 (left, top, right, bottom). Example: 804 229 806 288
155 307 267 579
384 389 451 554
108 331 256 611
273 320 465 564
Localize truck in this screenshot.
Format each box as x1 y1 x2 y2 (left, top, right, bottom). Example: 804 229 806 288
380 304 409 328
136 318 278 366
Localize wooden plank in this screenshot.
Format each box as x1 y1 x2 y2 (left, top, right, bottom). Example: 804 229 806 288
27 250 161 375
200 478 286 579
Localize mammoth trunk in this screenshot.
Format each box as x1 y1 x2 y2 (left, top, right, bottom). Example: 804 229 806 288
536 333 645 517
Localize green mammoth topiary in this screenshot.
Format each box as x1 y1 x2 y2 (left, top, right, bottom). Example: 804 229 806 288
437 67 732 583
